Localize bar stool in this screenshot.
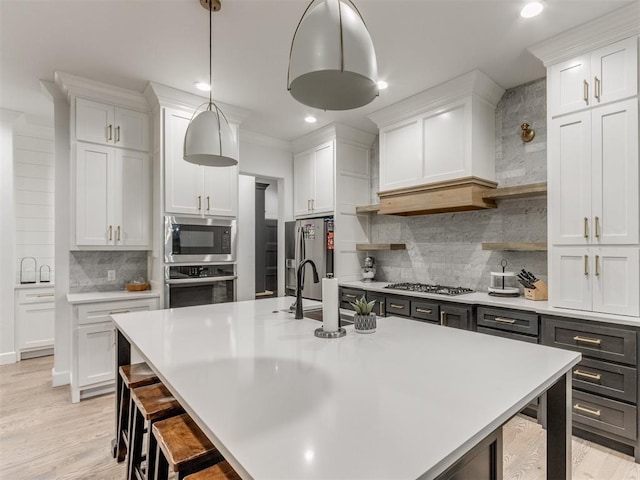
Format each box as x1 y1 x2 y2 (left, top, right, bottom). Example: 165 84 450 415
183 461 241 480
116 363 159 462
128 383 183 480
152 413 223 480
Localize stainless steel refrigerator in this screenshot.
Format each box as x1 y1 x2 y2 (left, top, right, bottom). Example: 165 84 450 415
285 217 334 300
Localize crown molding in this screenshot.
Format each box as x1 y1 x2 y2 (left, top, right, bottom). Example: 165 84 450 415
528 3 640 66
40 80 66 102
367 69 505 129
54 72 150 112
291 123 376 154
144 82 249 126
239 130 292 152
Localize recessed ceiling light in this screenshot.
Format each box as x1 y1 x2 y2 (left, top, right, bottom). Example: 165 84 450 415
377 81 388 90
194 82 211 92
520 2 544 18
305 116 317 123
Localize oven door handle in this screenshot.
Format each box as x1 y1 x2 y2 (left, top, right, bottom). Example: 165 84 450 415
165 276 237 286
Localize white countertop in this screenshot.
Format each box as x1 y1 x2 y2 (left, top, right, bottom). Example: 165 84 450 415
66 290 161 304
113 296 580 480
15 282 54 290
341 280 640 328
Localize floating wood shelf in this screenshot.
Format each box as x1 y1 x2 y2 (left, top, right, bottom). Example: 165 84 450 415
482 242 547 252
355 204 380 214
482 182 547 201
356 243 406 251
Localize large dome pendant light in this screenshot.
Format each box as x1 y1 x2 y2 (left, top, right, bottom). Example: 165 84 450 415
184 0 238 167
287 0 379 111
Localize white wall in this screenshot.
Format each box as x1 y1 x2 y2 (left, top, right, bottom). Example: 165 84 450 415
0 109 21 365
239 131 293 297
263 179 278 220
237 175 256 301
13 120 55 283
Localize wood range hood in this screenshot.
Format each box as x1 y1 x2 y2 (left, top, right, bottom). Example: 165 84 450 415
377 177 498 216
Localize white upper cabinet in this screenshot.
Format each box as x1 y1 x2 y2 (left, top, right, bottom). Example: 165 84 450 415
164 107 238 218
75 142 150 248
369 70 505 193
550 98 638 246
293 141 335 217
549 36 638 117
76 98 149 151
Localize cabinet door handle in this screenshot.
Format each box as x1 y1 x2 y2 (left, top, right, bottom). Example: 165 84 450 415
307 199 311 211
573 403 601 417
595 255 600 277
198 196 202 210
108 124 113 141
583 217 589 238
312 199 315 211
389 303 405 309
379 301 385 317
109 225 113 241
440 311 446 326
416 308 432 314
573 335 601 346
495 317 516 324
116 125 121 143
583 80 589 105
594 216 600 239
573 369 602 381
207 196 211 211
37 293 55 297
584 255 589 276
117 225 121 242
594 76 600 101
109 309 130 315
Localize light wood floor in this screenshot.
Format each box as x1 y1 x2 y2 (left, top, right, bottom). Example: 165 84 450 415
1 356 639 479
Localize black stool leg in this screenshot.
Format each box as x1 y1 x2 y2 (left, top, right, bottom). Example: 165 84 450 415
154 442 169 480
116 382 130 462
147 419 158 480
128 406 144 480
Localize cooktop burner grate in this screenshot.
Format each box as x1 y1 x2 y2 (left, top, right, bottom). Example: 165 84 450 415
384 283 474 296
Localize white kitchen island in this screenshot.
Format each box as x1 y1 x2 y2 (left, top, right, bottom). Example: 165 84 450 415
112 297 580 479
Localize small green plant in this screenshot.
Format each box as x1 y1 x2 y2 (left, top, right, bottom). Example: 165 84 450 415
350 296 376 315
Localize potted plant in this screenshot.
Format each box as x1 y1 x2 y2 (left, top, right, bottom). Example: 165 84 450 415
350 296 377 333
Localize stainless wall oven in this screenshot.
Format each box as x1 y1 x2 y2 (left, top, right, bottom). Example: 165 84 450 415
165 216 236 263
165 264 236 309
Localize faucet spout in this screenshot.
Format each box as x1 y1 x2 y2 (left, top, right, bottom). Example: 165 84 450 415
295 259 319 319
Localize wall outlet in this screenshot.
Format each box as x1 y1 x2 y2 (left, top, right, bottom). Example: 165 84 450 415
107 270 116 281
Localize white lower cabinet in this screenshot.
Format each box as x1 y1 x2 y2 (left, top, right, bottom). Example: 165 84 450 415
551 246 639 316
71 296 158 403
15 287 55 359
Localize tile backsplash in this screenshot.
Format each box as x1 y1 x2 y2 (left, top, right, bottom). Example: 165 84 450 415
69 251 148 293
369 78 547 292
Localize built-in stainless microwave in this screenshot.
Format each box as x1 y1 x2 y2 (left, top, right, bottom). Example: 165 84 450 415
165 216 236 263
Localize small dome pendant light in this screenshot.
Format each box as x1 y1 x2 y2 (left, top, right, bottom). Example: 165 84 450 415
287 0 379 111
184 0 238 167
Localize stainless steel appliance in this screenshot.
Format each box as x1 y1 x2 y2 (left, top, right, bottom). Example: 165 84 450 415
164 264 236 308
165 216 236 263
384 283 474 296
285 217 334 300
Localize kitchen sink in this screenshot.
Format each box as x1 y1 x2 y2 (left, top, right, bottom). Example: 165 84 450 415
303 308 354 325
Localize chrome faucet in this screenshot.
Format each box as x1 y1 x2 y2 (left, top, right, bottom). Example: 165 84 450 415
294 259 319 319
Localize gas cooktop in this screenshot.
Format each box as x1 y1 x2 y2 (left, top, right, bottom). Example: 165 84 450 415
384 283 474 296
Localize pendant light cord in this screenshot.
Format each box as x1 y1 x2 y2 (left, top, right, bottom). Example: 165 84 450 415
209 0 213 109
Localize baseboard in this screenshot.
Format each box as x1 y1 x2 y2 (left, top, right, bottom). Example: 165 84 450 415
51 367 70 387
0 351 17 365
20 348 54 360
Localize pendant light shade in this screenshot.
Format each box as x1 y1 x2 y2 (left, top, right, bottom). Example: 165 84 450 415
184 0 238 167
287 0 378 111
184 104 237 167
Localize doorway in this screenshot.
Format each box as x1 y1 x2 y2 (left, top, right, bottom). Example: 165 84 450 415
255 180 278 299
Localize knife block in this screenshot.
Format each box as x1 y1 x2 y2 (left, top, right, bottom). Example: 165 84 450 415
524 280 548 301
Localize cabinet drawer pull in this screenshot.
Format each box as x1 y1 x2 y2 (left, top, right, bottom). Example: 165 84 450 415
345 294 357 299
37 293 55 297
108 124 113 141
109 225 113 241
109 309 130 315
584 255 588 276
416 308 432 314
583 217 589 238
440 311 446 326
207 196 211 211
573 335 601 346
494 317 516 324
117 225 121 242
583 80 589 105
595 255 600 277
389 303 405 309
116 125 121 143
594 76 600 101
573 403 601 417
379 301 385 316
573 369 602 381
594 216 600 238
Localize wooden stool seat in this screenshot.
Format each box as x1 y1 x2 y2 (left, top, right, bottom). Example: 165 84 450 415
183 461 241 480
153 413 223 479
116 363 160 463
128 383 183 480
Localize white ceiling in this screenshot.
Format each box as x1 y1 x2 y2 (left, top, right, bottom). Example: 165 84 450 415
0 0 635 141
